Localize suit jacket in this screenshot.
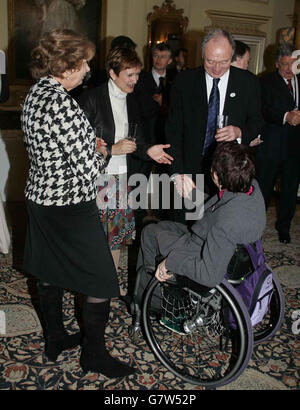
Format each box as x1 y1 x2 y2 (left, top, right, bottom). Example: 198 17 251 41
163 179 266 288
77 82 152 178
167 66 189 84
0 74 9 103
133 70 173 144
257 70 300 159
166 66 264 175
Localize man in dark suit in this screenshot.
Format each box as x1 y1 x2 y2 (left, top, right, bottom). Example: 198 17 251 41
134 42 173 146
133 42 173 220
256 44 300 244
0 51 9 103
166 28 264 223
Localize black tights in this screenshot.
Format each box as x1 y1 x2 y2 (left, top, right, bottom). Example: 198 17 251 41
40 282 108 304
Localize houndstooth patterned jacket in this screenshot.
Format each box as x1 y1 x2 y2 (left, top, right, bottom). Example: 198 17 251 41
21 76 107 206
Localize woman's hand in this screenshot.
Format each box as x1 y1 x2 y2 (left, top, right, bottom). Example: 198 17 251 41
96 139 108 158
173 174 196 198
147 144 174 165
155 259 174 282
112 139 137 155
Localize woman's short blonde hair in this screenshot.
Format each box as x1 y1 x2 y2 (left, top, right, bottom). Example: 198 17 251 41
30 29 95 80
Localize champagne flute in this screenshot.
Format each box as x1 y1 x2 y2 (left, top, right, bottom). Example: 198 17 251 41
216 115 229 129
124 123 138 142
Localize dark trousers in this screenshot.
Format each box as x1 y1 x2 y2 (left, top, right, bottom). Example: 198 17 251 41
134 221 188 306
256 155 300 234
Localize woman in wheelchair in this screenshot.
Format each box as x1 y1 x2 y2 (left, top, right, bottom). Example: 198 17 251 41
136 141 266 291
130 142 284 387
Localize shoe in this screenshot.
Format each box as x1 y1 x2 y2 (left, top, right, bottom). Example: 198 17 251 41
278 232 291 244
159 316 186 335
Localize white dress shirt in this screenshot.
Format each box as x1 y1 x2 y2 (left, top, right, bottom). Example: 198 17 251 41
152 68 166 88
205 69 242 143
106 79 128 175
283 75 299 124
205 69 230 116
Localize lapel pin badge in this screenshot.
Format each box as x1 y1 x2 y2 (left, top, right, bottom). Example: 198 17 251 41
230 92 236 98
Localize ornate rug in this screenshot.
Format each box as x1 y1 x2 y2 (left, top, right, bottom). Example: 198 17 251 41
0 205 299 391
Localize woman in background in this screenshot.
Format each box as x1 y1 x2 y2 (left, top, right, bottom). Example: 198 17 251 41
78 47 173 273
21 29 134 377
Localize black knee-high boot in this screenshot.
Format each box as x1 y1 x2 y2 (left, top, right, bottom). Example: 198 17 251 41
37 282 81 361
80 300 135 377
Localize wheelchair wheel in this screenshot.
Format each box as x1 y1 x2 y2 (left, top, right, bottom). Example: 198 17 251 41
142 278 253 388
253 271 285 344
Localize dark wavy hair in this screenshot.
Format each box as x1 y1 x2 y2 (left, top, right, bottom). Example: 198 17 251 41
211 142 256 193
29 29 95 80
106 47 142 76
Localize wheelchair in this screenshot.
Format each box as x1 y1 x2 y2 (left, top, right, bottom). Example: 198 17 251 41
128 256 285 388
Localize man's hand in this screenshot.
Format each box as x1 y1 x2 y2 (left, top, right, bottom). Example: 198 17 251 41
153 93 163 106
286 110 300 126
215 125 242 142
155 259 173 282
249 135 263 147
147 144 174 164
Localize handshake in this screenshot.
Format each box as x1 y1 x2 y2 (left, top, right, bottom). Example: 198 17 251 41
286 110 300 126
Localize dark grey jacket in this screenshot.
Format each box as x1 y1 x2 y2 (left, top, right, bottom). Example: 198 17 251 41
164 180 266 287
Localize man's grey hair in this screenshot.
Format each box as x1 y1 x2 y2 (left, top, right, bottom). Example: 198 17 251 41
201 28 236 58
275 43 296 63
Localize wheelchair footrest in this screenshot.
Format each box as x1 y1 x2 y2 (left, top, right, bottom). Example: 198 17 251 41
128 322 144 345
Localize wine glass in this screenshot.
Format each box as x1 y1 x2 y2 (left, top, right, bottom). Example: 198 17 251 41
124 123 137 142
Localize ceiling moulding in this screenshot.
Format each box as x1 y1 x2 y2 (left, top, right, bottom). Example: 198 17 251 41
205 10 271 37
239 0 269 3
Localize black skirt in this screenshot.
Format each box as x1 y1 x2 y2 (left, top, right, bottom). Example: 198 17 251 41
24 199 119 299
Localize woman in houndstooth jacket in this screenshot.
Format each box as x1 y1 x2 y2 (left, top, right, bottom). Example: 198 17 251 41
21 29 134 377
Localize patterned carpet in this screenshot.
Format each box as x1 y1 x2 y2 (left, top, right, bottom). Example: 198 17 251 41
0 204 299 391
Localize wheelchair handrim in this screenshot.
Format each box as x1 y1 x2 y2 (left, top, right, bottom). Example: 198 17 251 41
142 278 253 388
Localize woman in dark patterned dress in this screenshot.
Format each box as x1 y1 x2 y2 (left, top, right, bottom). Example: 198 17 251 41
21 29 134 377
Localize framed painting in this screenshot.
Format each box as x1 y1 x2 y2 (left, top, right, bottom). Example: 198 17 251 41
7 0 106 85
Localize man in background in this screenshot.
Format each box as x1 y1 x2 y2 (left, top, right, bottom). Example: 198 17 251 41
133 42 173 222
0 51 9 103
167 47 189 82
134 42 173 146
256 44 300 244
231 40 250 70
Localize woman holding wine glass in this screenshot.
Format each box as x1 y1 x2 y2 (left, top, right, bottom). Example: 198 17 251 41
78 47 173 272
